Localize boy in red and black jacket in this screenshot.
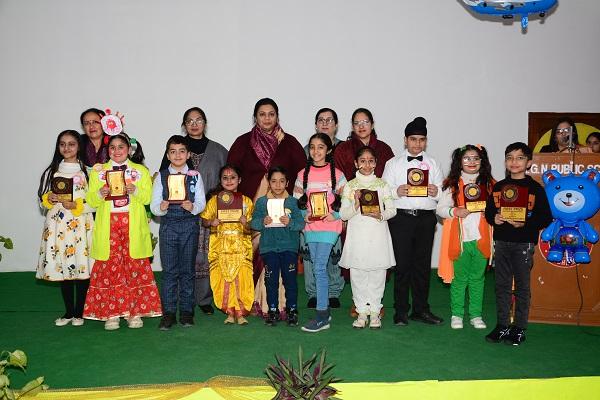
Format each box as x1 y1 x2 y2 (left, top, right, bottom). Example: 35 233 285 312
484 142 552 346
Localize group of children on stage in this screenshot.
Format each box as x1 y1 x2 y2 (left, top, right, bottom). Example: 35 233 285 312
36 116 552 346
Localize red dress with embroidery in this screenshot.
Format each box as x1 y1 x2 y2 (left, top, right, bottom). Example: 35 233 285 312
83 213 162 320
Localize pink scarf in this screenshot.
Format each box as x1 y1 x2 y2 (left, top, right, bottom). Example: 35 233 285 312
250 123 281 170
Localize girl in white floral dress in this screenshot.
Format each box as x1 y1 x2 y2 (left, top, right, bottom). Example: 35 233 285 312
37 130 94 327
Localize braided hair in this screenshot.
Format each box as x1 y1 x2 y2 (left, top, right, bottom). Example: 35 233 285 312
297 133 341 212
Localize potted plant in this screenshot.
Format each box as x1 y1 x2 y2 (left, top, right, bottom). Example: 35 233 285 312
1 350 47 399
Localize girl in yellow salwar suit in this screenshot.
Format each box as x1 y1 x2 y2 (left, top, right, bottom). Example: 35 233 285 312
201 165 254 325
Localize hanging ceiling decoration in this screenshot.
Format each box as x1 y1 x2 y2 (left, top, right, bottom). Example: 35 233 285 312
462 1 558 30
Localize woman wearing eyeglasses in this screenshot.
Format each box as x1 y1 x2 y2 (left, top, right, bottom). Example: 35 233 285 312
159 106 229 317
80 108 109 167
333 108 394 181
227 98 306 319
539 117 590 153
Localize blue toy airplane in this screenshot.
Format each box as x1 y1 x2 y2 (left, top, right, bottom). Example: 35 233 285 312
462 0 558 29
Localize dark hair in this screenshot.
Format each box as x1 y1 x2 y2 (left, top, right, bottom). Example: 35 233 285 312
38 130 87 201
297 133 341 212
314 108 338 125
79 108 105 125
267 165 288 180
107 133 146 165
505 142 533 159
181 107 207 134
355 145 377 162
442 145 494 205
253 98 279 120
547 116 579 151
349 107 377 139
206 164 242 200
165 135 189 152
586 132 600 143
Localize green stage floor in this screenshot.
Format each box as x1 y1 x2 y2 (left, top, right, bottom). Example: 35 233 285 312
1 271 599 390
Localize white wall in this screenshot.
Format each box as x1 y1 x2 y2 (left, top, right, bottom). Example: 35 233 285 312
1 0 599 271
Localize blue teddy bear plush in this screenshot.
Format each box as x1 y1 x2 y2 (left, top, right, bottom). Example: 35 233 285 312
541 168 600 264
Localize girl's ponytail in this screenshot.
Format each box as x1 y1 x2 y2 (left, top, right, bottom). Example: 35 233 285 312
329 153 341 212
297 159 312 210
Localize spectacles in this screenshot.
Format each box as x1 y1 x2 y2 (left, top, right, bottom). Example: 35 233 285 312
317 117 335 125
505 156 528 162
556 127 573 135
83 120 101 127
185 118 205 126
352 119 371 127
462 156 481 163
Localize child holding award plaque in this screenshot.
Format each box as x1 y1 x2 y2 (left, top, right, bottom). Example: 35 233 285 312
83 132 162 330
37 130 93 327
294 133 346 332
200 165 254 325
437 145 495 330
484 142 552 346
250 166 305 327
151 135 206 330
339 146 396 329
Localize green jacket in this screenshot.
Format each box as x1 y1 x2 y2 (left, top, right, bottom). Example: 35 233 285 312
86 161 152 261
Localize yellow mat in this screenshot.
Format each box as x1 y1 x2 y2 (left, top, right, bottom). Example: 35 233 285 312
32 376 600 400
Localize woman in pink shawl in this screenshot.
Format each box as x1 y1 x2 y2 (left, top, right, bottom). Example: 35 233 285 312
228 98 306 318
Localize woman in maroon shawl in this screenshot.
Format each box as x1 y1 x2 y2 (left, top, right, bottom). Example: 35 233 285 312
334 107 394 180
228 98 306 317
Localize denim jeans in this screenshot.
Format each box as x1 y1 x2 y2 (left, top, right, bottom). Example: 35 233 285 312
262 251 298 311
307 242 334 311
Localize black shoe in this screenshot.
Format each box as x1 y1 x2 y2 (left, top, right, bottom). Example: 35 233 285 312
265 310 279 327
503 326 526 346
409 311 443 325
306 297 317 309
485 325 512 343
158 313 177 331
180 312 195 328
329 298 341 308
199 304 214 315
393 312 409 326
287 308 299 327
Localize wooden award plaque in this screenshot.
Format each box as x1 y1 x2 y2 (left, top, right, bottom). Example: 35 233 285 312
217 191 243 222
105 170 127 200
359 189 380 215
407 168 428 197
51 177 73 203
464 183 487 212
167 174 187 204
309 191 329 220
499 184 528 222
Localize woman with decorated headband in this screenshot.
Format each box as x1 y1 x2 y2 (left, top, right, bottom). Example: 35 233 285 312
83 115 162 330
437 144 495 330
227 98 306 319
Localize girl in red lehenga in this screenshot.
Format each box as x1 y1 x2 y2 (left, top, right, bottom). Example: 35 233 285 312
83 132 161 330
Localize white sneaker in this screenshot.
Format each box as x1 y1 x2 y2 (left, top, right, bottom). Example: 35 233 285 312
127 316 143 329
369 313 382 329
55 317 72 327
352 313 368 329
450 316 463 329
470 317 487 329
71 318 85 327
104 317 120 331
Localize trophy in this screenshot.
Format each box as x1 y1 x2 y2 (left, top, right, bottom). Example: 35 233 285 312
309 191 329 220
105 170 127 200
359 189 380 215
51 177 73 203
217 191 243 222
266 198 286 227
166 174 187 204
499 184 528 222
407 168 429 197
463 183 487 212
